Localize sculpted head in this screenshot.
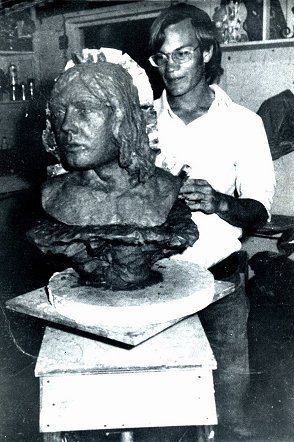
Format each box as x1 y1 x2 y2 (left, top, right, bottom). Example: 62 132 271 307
47 62 155 182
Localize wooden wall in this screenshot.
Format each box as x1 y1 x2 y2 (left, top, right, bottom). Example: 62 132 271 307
220 44 294 112
219 45 294 258
33 14 66 89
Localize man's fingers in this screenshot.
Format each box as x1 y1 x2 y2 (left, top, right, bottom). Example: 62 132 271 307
186 201 202 211
180 179 210 194
180 183 195 194
180 192 203 201
186 199 215 214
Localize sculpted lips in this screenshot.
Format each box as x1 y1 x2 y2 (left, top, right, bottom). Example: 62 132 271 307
63 143 86 153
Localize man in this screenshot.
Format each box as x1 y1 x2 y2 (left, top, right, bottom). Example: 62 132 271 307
149 3 275 439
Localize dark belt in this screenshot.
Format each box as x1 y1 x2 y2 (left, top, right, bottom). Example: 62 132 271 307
209 252 241 281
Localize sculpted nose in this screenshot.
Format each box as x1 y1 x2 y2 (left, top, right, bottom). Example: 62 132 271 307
61 107 78 134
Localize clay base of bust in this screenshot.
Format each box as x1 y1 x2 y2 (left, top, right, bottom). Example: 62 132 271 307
47 258 215 327
28 199 198 290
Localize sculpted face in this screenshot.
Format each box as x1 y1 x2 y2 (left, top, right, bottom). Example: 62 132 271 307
50 77 118 171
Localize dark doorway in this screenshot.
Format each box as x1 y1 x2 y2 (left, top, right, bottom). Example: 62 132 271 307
83 17 164 98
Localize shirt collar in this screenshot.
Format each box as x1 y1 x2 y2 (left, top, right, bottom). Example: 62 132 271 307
160 89 175 119
158 84 232 118
209 84 232 110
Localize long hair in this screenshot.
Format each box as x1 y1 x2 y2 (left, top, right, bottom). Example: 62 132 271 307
149 3 223 84
48 63 155 183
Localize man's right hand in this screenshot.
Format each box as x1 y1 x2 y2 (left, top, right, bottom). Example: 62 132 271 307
179 178 223 214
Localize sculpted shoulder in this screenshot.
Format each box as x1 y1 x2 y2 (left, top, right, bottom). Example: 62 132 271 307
117 167 182 227
41 168 182 228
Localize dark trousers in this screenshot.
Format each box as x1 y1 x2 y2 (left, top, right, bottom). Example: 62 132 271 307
198 269 250 430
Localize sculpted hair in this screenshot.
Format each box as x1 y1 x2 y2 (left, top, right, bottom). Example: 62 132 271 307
149 2 223 84
49 63 155 183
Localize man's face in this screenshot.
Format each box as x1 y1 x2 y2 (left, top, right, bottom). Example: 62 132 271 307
156 19 206 97
50 79 118 171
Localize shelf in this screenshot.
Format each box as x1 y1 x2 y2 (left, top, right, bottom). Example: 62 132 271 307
221 38 294 51
0 51 34 56
0 100 29 103
0 175 31 196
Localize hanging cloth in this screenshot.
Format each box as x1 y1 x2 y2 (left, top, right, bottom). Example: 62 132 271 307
257 89 294 160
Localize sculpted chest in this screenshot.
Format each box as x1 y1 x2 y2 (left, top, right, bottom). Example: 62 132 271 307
42 172 180 228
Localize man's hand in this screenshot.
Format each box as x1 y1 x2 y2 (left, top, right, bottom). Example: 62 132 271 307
179 178 268 229
179 178 225 214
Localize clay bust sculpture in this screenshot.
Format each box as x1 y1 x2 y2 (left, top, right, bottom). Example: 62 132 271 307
29 61 198 289
42 62 179 228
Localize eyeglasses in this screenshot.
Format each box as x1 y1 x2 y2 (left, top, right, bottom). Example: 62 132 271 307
149 46 199 67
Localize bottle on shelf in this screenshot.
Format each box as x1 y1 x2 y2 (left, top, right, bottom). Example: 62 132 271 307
27 78 35 100
20 83 26 101
10 84 18 101
8 63 19 101
8 64 18 85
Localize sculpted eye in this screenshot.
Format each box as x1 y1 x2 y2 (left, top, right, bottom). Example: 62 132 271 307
52 108 66 119
78 106 94 116
79 108 88 115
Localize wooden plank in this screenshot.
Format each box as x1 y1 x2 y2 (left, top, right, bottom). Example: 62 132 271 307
35 315 216 377
6 274 235 346
39 368 217 433
6 285 179 346
253 214 294 235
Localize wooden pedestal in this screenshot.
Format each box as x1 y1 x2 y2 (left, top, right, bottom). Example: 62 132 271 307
35 315 217 441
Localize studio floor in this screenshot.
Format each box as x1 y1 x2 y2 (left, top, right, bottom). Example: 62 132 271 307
0 218 293 442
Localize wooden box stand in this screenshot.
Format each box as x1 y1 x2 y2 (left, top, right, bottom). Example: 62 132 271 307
7 263 234 441
35 314 217 442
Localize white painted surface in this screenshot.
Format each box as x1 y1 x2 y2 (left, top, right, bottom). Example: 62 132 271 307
39 369 217 432
37 316 217 433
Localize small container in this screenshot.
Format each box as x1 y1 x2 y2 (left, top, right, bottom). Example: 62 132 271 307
8 64 20 101
21 83 26 101
27 78 35 100
8 64 18 86
9 84 18 101
10 84 17 101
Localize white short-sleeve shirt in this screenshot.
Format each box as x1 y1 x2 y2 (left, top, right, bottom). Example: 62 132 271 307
154 85 276 268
